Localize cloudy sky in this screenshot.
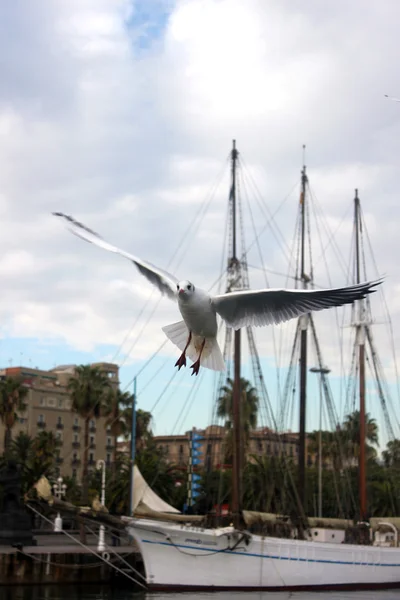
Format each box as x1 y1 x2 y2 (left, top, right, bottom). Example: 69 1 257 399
1 0 400 441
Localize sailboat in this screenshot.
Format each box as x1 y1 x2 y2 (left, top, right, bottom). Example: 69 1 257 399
124 142 400 591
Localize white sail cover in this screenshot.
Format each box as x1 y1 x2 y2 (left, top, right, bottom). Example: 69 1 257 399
132 465 180 514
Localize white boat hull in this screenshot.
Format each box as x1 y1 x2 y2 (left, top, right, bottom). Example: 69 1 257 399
126 519 400 591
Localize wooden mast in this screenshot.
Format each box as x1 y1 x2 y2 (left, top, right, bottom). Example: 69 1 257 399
230 139 242 528
354 189 367 521
298 163 309 511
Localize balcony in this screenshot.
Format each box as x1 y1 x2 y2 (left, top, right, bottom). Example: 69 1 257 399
71 458 81 466
56 456 64 464
56 422 64 430
72 442 80 449
89 425 96 433
88 458 96 466
37 421 46 429
73 424 81 432
106 444 114 451
89 443 96 450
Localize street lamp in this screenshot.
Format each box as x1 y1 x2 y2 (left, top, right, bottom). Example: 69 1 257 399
96 459 106 552
53 476 67 532
309 366 331 518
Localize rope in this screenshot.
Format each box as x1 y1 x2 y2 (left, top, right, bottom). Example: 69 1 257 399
26 504 147 589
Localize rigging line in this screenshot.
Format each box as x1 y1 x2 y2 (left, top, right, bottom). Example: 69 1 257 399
110 288 156 364
173 371 206 434
26 504 147 589
241 173 281 411
246 264 298 282
117 295 163 369
361 210 400 404
121 339 168 393
238 155 294 259
109 156 230 365
313 202 353 273
134 354 172 400
308 184 346 411
168 159 231 276
307 184 349 277
150 369 180 414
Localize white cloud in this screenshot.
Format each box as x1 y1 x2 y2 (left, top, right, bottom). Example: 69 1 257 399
1 0 400 434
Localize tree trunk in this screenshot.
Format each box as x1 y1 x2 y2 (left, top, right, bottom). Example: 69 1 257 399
4 426 12 455
80 416 90 545
82 417 89 503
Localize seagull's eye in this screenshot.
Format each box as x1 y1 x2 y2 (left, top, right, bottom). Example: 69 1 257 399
187 284 191 290
176 284 179 290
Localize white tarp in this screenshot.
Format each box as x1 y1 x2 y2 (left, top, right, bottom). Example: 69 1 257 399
132 465 180 514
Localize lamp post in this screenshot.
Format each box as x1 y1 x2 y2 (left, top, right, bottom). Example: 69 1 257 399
53 476 67 532
96 459 106 552
309 366 331 518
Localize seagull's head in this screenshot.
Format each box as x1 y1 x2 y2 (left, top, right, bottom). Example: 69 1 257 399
177 280 195 299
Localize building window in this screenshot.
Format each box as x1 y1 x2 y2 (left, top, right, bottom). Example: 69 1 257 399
74 433 79 443
165 445 169 454
257 440 263 452
72 469 77 479
39 396 45 406
89 452 94 463
89 419 95 428
179 444 184 454
38 414 45 423
90 435 95 445
56 431 63 442
106 453 111 464
107 437 111 446
57 416 62 425
74 417 79 426
58 398 63 408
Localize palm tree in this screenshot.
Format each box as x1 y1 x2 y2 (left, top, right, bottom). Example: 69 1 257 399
382 439 400 468
120 404 153 451
217 377 259 463
342 410 379 462
103 389 132 468
67 365 111 503
0 376 28 454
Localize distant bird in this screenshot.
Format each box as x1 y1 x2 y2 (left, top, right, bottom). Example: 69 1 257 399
53 212 382 375
385 94 400 102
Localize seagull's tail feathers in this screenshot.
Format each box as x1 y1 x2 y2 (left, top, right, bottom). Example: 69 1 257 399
162 321 225 372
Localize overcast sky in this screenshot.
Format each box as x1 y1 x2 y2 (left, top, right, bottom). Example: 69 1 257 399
1 0 400 440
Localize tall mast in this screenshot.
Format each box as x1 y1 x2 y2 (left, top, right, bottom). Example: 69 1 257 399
229 139 242 528
354 189 367 520
298 163 309 511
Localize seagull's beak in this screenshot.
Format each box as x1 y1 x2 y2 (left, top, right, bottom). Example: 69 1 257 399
179 289 185 296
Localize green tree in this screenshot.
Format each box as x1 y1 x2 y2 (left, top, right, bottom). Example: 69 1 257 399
217 377 259 463
382 439 400 468
103 389 132 468
0 377 28 454
67 365 111 502
342 410 379 461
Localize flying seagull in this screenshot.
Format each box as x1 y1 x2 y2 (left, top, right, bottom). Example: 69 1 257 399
385 94 400 102
53 212 382 375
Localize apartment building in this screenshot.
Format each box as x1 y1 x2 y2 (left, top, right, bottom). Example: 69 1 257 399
154 425 302 469
0 362 119 480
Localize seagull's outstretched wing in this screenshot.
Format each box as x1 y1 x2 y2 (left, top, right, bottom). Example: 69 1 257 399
53 212 178 300
211 280 382 330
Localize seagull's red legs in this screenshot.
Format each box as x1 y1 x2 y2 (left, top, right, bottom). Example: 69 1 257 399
190 338 206 376
175 332 192 370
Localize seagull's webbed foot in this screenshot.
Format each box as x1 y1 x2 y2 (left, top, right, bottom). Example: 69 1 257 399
190 338 206 377
174 331 192 371
190 359 201 376
175 353 187 370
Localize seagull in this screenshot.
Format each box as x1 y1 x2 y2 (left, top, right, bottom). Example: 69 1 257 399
53 212 382 375
385 94 400 102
